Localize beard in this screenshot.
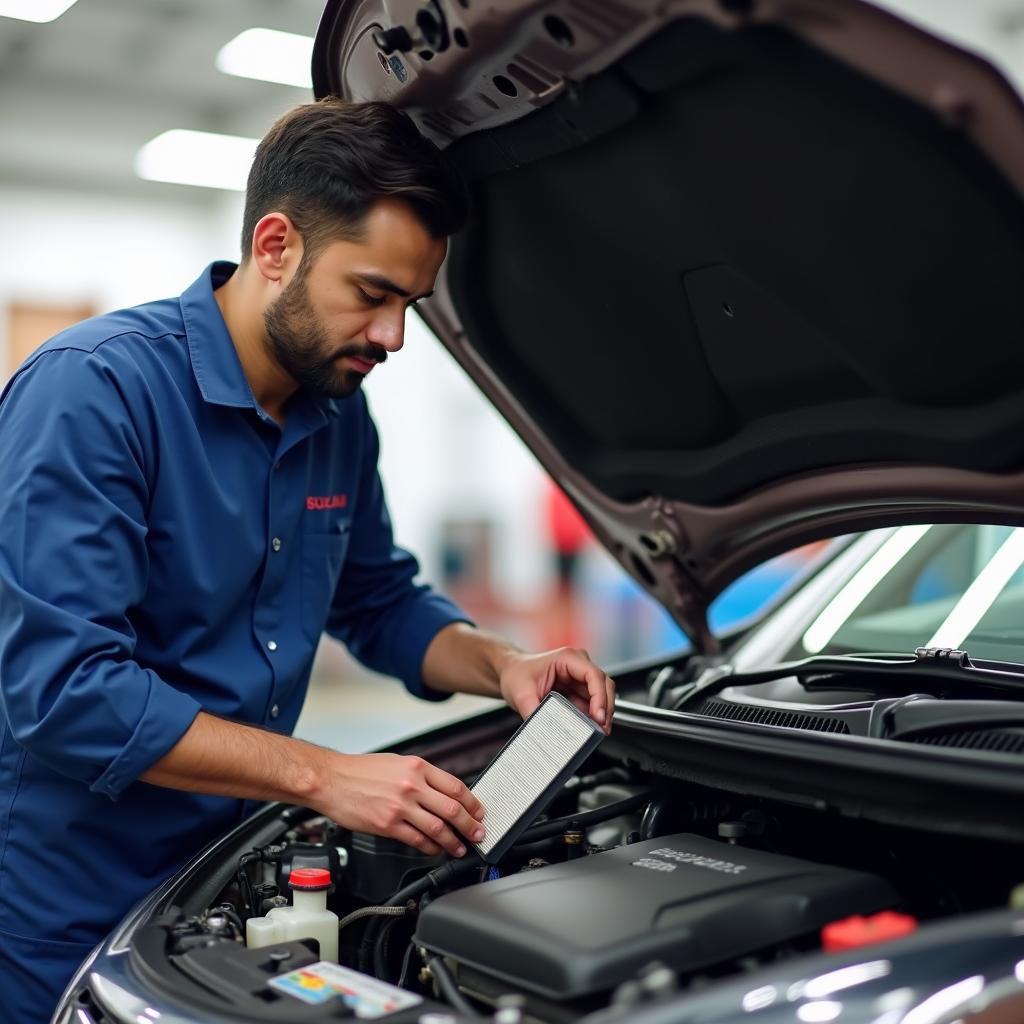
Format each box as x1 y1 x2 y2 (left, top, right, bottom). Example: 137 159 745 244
263 266 387 400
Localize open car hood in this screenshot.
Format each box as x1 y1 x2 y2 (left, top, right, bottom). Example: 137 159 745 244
313 0 1024 650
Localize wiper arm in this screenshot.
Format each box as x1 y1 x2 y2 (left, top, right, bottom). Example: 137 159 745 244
672 647 1024 709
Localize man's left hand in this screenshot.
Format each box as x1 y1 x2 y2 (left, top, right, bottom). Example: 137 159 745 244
497 647 615 734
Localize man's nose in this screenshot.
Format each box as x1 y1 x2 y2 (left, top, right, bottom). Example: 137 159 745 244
365 310 405 353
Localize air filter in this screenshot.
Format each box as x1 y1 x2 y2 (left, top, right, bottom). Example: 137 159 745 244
471 692 605 863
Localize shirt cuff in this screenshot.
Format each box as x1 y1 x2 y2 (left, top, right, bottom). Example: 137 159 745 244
90 674 203 800
394 595 474 703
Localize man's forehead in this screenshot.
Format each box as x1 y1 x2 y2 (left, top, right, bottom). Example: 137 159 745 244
315 208 446 293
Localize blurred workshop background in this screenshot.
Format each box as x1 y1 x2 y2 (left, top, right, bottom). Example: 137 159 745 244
0 0 1011 751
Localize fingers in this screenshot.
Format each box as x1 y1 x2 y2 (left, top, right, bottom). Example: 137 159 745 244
420 787 486 849
392 821 443 857
332 754 488 859
605 675 617 732
391 762 484 858
563 690 591 716
425 764 486 821
515 690 543 720
405 806 471 858
555 649 614 731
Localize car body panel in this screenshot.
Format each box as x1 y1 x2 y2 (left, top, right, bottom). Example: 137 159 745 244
314 0 1024 648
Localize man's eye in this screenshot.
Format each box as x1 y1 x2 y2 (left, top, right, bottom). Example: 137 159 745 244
357 287 386 307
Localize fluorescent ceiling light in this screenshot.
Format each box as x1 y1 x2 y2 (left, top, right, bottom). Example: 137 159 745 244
802 525 932 654
216 28 314 89
0 0 78 21
927 527 1024 649
135 129 259 192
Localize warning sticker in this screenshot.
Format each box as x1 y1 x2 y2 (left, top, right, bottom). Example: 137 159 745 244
268 962 423 1017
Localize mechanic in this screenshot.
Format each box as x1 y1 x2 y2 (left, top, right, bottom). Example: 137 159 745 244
0 98 616 1023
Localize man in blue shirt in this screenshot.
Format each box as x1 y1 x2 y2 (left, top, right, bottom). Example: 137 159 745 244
0 99 615 1022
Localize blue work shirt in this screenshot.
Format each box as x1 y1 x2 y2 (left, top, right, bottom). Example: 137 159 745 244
0 263 466 966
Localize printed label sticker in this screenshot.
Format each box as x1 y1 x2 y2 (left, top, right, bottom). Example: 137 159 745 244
268 961 422 1017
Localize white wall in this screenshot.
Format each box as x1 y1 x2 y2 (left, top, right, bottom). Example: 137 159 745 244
364 312 550 602
0 186 225 328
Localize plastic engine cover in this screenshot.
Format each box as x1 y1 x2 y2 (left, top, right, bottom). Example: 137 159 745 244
415 833 898 998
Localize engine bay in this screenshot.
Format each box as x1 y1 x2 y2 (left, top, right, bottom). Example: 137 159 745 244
415 832 896 1000
122 704 1024 1024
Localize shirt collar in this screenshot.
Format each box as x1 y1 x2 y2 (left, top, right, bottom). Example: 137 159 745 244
181 261 256 409
180 262 337 441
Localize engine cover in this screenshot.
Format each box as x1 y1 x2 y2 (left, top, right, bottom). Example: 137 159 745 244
415 833 897 998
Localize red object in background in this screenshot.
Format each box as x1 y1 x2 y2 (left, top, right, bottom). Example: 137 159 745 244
545 481 592 555
822 911 918 952
540 480 592 650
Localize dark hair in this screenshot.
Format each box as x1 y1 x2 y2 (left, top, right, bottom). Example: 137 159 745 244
240 98 468 260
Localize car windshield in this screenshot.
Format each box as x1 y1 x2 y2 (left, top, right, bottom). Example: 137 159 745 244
788 524 1024 666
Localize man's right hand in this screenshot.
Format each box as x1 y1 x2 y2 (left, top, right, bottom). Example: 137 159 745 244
141 712 485 859
312 751 486 858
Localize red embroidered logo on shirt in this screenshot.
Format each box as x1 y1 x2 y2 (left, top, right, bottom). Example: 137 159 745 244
307 494 348 511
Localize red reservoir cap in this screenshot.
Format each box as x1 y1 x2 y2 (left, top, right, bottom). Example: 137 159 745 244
822 911 917 952
289 867 332 890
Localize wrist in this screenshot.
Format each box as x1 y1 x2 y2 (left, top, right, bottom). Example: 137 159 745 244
422 623 524 699
488 642 522 688
289 740 335 809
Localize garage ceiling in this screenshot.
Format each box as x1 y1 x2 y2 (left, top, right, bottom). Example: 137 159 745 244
1 0 1023 206
0 0 324 202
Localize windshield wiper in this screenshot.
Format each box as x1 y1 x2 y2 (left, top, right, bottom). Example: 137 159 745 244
672 647 1024 710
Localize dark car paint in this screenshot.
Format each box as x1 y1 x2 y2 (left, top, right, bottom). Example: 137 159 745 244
313 0 1024 651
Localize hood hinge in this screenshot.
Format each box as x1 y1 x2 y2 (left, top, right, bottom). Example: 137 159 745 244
640 503 719 656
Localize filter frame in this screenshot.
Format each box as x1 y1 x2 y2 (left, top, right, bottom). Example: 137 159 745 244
470 692 605 864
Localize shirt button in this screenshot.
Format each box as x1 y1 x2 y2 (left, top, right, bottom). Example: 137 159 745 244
270 704 281 719
267 640 278 652
271 537 282 552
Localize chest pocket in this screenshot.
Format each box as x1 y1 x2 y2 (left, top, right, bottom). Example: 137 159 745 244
301 521 351 642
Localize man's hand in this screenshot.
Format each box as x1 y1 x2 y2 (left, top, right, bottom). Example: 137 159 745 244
497 647 616 734
423 624 616 733
142 713 486 858
311 752 486 858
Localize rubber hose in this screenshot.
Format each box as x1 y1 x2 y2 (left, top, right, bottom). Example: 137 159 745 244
427 954 482 1018
517 792 652 846
360 856 482 972
338 904 407 933
374 914 401 981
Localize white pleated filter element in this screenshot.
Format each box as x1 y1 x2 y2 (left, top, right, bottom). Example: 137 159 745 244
471 693 603 861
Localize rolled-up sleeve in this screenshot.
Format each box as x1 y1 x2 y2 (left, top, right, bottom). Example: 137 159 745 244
0 348 201 799
325 401 470 700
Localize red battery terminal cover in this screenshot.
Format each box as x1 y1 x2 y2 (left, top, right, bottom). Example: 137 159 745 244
822 911 918 952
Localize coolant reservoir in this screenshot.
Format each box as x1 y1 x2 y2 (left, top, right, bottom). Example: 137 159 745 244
246 867 338 962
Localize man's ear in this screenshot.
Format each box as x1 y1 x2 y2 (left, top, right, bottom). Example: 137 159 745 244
250 212 304 285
